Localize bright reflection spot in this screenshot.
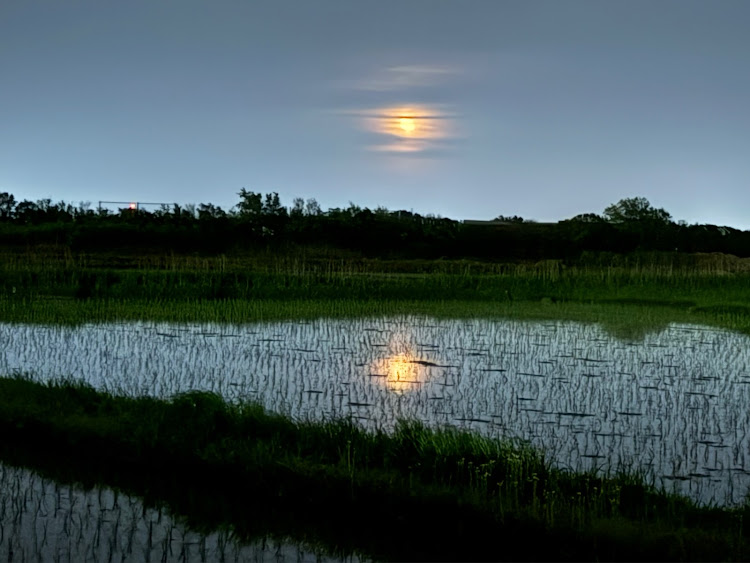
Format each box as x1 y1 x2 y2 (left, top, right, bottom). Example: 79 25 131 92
129 202 137 210
370 353 431 393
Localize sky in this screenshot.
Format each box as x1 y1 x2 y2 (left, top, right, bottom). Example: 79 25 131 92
2 0 749 228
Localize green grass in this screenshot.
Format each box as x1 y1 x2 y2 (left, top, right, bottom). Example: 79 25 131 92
0 376 747 561
5 253 750 303
3 254 750 336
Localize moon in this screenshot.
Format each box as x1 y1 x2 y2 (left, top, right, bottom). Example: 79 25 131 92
398 117 416 134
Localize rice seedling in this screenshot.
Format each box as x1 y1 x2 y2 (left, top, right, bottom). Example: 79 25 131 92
0 460 353 563
3 316 750 507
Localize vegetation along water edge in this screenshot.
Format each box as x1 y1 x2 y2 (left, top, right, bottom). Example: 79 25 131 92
1 376 749 561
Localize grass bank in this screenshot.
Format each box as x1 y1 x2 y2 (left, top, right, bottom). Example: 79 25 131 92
0 376 748 561
3 255 750 335
4 263 750 305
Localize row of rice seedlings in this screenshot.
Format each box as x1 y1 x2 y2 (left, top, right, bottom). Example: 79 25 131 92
0 461 341 563
3 316 750 506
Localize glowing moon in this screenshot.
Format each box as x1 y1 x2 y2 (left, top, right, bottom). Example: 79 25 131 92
354 104 453 153
399 117 416 133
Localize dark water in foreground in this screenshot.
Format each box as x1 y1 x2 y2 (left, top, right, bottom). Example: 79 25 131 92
0 462 365 563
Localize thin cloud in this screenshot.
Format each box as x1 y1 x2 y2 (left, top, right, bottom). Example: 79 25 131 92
369 140 431 153
355 64 458 92
334 63 464 156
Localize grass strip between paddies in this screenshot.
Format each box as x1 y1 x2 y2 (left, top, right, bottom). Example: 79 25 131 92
0 376 748 561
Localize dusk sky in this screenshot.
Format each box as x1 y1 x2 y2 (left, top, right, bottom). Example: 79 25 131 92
2 1 749 228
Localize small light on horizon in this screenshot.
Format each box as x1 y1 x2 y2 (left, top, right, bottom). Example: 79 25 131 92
129 202 137 210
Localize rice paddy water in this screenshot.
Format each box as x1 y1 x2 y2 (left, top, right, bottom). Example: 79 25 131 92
0 462 364 562
2 316 750 506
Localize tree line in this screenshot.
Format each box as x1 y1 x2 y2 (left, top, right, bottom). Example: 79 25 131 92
0 190 748 260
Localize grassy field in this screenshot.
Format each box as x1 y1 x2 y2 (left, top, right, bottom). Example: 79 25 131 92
1 376 748 562
2 253 750 337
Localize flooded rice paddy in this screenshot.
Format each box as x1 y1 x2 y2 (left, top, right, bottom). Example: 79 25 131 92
2 316 750 506
0 462 363 563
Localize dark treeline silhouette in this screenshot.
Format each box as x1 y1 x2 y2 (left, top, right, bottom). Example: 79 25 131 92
1 191 749 260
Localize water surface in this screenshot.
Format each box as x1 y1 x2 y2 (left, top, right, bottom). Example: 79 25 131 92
0 462 363 563
2 316 750 506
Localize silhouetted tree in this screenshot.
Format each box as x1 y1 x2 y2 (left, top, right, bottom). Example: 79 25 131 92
260 192 288 236
262 192 285 216
1 189 749 259
568 213 604 223
603 197 672 224
290 197 305 218
494 215 525 223
304 198 322 216
237 189 262 219
602 197 674 251
0 192 16 220
15 200 39 224
197 203 227 221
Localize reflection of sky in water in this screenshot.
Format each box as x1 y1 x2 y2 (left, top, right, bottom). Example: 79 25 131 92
3 317 750 507
372 354 426 393
368 330 437 392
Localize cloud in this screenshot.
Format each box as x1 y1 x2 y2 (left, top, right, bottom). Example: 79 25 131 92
354 64 458 92
332 63 464 156
369 140 430 153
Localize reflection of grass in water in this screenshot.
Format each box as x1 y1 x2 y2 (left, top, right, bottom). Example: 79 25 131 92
2 295 749 339
597 320 669 341
580 304 674 342
592 299 687 339
2 376 750 561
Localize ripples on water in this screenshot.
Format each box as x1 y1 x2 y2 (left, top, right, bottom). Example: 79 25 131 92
2 317 750 506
